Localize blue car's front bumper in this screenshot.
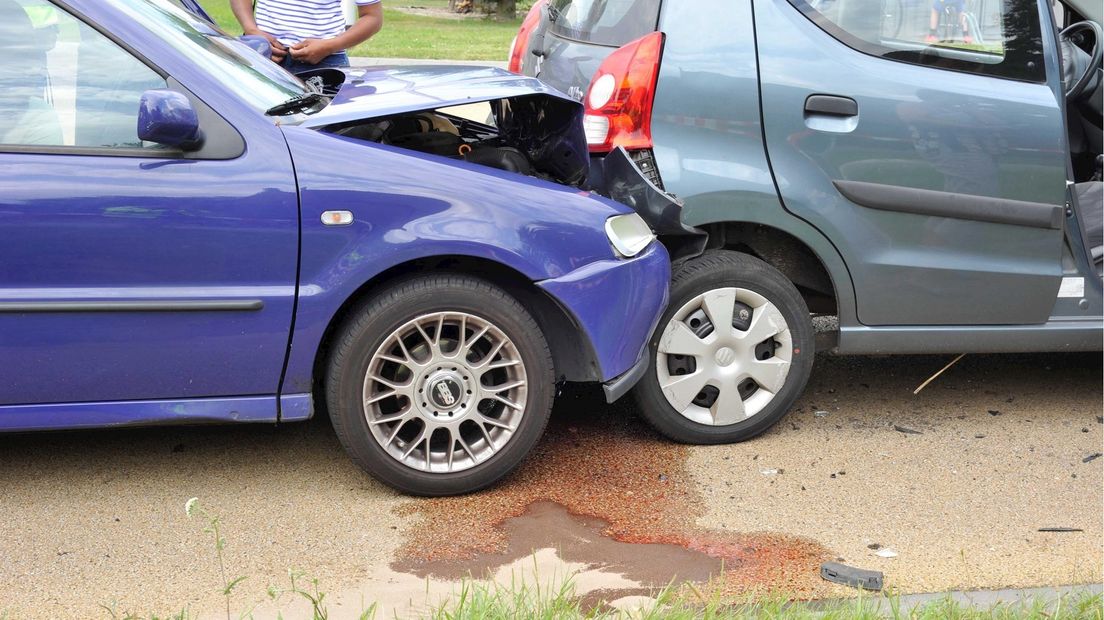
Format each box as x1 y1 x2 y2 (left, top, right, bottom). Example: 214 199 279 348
538 241 670 400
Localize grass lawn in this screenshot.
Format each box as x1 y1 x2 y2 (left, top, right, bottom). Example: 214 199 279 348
196 1 519 60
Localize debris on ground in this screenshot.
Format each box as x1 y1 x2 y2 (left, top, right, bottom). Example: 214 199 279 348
1038 527 1084 533
760 468 783 476
974 434 986 439
820 562 884 591
1082 452 1102 463
814 410 829 418
873 548 899 558
912 353 965 394
988 409 1002 416
894 425 923 435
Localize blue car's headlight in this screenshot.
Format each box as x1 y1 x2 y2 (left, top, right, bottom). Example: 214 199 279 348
604 213 655 258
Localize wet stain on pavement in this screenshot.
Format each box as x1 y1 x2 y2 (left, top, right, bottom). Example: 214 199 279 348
391 386 833 596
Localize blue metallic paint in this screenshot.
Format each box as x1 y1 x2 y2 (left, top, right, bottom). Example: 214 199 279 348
0 145 300 406
137 89 201 147
538 243 670 379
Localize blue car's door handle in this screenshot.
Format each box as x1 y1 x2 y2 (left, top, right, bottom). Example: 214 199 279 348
804 95 858 117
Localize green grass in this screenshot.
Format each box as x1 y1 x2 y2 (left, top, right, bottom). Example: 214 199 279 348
425 579 1104 620
197 0 519 60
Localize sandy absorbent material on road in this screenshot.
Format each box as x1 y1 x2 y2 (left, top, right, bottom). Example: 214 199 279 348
0 352 1099 617
689 353 1104 594
0 421 408 618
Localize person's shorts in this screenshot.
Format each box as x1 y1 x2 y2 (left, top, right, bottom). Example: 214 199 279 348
932 0 965 13
280 50 350 75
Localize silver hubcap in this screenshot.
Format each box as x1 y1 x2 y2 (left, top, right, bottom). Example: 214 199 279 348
362 311 528 473
656 287 792 426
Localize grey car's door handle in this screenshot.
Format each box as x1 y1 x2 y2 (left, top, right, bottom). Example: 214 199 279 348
804 95 858 117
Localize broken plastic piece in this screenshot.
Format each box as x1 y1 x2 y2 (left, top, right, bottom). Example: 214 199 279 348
1038 527 1083 532
874 548 898 558
820 562 884 591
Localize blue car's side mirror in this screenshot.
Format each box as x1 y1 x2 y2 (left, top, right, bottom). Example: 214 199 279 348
137 89 204 151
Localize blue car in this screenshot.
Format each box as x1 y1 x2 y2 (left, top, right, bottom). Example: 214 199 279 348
0 0 672 495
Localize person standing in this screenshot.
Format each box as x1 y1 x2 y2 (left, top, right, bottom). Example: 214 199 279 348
230 0 383 73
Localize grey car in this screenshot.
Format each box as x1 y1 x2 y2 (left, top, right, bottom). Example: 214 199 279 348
512 0 1103 443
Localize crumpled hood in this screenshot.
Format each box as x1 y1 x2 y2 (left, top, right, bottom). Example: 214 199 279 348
297 64 591 187
296 64 579 128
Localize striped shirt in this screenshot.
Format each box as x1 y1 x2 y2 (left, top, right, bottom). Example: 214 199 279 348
255 0 380 46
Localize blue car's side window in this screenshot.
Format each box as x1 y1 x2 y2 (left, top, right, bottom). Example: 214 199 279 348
786 0 1046 82
0 0 167 150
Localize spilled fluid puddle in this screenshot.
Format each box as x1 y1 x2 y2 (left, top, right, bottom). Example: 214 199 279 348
392 387 833 598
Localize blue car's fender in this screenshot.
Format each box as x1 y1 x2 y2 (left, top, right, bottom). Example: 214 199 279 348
279 125 667 401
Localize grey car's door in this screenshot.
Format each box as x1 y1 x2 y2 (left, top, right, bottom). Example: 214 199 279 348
754 0 1068 325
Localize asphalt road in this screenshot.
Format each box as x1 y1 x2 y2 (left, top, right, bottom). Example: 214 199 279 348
0 352 1100 618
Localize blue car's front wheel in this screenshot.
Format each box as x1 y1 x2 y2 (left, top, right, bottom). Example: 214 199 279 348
325 274 555 496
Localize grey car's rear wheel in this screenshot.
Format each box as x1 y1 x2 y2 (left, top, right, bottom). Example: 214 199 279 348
633 251 814 444
326 274 554 495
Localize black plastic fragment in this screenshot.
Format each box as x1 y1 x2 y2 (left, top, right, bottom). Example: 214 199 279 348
1082 452 1102 463
820 562 884 591
1038 527 1083 532
894 425 923 435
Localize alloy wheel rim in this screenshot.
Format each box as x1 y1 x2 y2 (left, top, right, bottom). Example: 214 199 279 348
362 311 527 473
656 287 792 426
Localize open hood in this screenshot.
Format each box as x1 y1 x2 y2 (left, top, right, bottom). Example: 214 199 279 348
301 64 592 186
298 65 579 128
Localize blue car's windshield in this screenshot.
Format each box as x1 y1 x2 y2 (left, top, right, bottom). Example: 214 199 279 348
110 0 308 111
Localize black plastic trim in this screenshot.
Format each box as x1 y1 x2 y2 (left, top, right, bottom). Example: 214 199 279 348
821 562 884 591
834 180 1063 229
602 351 649 403
0 300 264 313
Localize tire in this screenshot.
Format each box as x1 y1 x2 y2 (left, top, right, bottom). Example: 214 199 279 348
325 274 554 496
632 250 815 444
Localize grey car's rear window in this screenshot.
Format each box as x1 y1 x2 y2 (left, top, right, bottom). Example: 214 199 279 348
548 0 662 46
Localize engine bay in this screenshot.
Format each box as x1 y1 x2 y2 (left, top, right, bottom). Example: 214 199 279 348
318 95 591 188
328 110 536 175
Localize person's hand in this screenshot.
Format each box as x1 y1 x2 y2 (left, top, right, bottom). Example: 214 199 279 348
245 28 287 62
290 39 337 65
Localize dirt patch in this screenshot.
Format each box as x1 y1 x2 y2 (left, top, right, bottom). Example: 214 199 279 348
391 387 833 596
